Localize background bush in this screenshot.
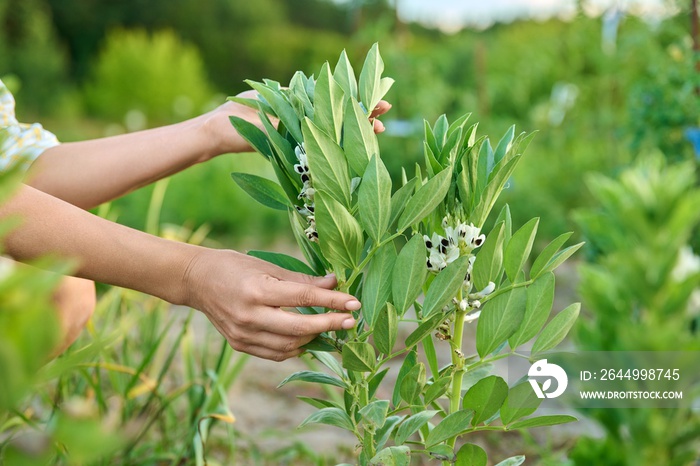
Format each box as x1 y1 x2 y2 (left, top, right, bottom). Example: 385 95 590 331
83 29 215 126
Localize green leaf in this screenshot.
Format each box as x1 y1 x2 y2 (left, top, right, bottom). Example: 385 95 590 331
399 362 426 404
299 407 354 431
424 376 451 405
297 396 340 410
529 232 573 279
310 350 345 378
227 94 273 114
507 415 577 430
375 415 404 452
429 444 456 461
394 410 438 445
343 98 379 177
392 350 417 406
369 446 411 466
500 383 540 425
334 49 358 100
433 114 449 150
473 155 523 228
426 410 474 447
508 272 555 349
247 250 317 276
359 400 390 427
405 313 445 349
228 116 273 159
494 204 513 246
531 303 580 354
456 444 487 466
493 125 515 165
302 336 336 352
359 154 393 244
472 222 505 292
392 234 428 315
504 218 539 282
461 364 493 392
476 138 492 193
314 62 344 142
439 126 463 164
422 334 439 378
369 368 390 399
476 287 527 358
537 242 585 277
423 139 441 176
288 210 327 276
363 243 397 328
375 302 398 355
246 80 303 143
230 172 291 211
389 178 419 232
341 341 376 372
423 256 472 317
359 43 394 114
463 375 508 426
277 371 347 389
315 192 363 269
302 118 352 207
397 167 452 232
260 110 297 166
289 71 314 119
494 456 525 466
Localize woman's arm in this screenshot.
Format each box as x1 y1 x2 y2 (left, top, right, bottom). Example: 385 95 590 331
26 95 391 210
25 100 240 210
1 184 359 361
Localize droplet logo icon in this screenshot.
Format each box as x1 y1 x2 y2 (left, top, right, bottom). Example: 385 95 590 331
528 359 568 399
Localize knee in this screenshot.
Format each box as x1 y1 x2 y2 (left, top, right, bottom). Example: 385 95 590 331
53 276 96 354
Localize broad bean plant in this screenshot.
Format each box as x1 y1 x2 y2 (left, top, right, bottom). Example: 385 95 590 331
229 45 582 466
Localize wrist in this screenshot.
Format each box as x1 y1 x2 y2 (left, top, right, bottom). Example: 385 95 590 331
186 114 221 163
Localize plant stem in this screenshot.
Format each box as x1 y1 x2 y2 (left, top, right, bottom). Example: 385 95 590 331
480 279 533 305
446 307 466 452
345 232 404 291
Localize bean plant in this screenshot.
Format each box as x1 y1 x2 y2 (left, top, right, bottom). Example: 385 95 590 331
230 44 583 465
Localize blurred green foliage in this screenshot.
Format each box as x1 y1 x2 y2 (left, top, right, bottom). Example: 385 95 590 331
2 1 700 463
84 29 215 125
571 155 700 465
0 169 126 464
2 0 698 246
0 0 69 114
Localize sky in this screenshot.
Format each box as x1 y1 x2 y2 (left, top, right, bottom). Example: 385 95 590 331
392 0 676 32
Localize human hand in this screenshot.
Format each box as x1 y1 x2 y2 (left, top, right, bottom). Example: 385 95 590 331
202 90 392 157
183 249 360 361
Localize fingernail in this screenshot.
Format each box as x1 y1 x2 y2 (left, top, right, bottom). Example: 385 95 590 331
324 273 336 279
345 300 361 311
342 318 356 329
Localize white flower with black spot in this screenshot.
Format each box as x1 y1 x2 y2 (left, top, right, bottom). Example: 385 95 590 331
293 143 318 242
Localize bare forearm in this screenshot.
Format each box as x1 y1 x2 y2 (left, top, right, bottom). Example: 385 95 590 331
1 184 198 304
26 116 215 209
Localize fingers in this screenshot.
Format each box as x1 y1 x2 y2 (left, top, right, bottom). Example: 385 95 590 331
253 306 356 336
370 100 392 118
261 279 361 311
231 342 305 362
372 118 385 133
369 101 391 134
221 311 350 361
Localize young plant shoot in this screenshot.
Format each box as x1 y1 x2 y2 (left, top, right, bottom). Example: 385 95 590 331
230 44 583 466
